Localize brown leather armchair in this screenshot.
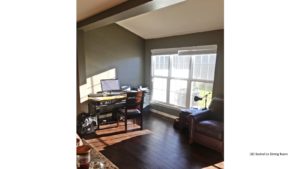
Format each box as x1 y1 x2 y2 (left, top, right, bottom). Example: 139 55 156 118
189 97 224 154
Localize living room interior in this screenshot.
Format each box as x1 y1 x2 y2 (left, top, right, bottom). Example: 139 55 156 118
76 0 224 168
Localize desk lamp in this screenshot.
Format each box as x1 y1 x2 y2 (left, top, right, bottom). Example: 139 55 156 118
194 92 211 110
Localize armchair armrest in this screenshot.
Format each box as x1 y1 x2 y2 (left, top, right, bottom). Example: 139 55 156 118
189 109 210 122
188 110 211 143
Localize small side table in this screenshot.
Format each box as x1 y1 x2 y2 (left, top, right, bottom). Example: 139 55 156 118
178 108 204 131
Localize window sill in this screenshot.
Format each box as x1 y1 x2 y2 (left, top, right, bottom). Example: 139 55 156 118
150 101 186 110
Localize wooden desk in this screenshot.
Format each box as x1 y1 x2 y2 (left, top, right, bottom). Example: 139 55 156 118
88 94 127 129
88 95 126 113
88 90 149 130
88 95 126 102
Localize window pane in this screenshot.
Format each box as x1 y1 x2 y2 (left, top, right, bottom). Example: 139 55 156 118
152 55 169 77
169 79 187 107
192 54 216 81
171 55 190 78
190 81 213 109
152 77 167 102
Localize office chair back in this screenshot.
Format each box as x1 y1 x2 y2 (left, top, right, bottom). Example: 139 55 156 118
118 90 144 131
125 91 144 110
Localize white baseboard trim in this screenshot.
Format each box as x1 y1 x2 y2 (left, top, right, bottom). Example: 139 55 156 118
150 108 178 120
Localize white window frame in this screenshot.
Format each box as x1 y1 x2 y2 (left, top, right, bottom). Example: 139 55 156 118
151 45 217 108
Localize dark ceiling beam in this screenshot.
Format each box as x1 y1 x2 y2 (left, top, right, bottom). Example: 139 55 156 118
77 0 186 31
77 0 152 29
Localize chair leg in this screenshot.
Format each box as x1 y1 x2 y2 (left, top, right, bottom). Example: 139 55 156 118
140 115 143 130
116 112 119 127
125 116 127 132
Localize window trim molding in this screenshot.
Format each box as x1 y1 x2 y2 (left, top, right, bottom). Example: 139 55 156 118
150 45 217 108
151 45 217 55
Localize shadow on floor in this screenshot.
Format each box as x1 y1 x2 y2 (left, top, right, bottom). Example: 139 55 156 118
82 111 224 169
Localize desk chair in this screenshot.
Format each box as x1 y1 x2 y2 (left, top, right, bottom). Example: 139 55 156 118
118 91 144 132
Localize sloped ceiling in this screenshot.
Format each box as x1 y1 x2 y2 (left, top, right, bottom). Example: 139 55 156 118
77 0 127 21
117 0 224 39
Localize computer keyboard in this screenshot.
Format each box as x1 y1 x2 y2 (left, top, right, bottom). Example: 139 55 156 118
108 91 125 96
89 91 126 97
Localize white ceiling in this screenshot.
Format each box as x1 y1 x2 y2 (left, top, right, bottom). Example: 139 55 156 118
77 0 127 21
117 0 224 39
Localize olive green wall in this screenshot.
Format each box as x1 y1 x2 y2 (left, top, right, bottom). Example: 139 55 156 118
77 30 86 86
77 24 145 114
77 30 86 115
144 30 224 98
77 27 223 115
84 24 145 87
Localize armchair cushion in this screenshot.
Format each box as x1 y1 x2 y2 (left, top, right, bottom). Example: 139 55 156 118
189 110 210 122
196 120 223 140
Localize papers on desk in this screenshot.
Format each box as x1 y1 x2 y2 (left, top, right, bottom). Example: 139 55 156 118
139 87 149 92
88 91 126 97
122 86 131 91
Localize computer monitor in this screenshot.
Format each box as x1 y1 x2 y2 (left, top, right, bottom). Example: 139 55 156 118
100 79 120 92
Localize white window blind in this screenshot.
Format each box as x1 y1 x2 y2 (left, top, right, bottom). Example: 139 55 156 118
152 77 167 102
152 55 169 77
151 45 217 108
171 55 190 78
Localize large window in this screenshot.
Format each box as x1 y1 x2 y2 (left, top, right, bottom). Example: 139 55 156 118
151 45 217 108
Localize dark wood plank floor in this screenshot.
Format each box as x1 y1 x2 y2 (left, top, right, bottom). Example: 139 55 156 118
83 110 224 169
